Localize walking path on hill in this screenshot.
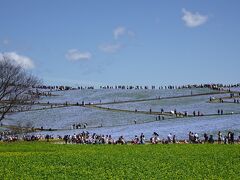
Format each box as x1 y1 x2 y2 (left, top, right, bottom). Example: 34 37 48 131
3 111 240 133
91 91 231 106
5 90 232 114
4 89 240 132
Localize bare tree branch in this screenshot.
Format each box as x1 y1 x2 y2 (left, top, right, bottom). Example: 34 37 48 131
0 56 40 121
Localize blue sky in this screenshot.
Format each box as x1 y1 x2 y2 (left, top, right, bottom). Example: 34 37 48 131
0 0 240 86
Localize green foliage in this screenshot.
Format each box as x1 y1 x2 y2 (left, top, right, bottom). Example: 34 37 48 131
0 142 239 179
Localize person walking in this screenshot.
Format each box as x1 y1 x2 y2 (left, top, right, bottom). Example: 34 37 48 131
218 131 222 144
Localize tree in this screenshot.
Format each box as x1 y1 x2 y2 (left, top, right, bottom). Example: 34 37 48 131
0 56 40 121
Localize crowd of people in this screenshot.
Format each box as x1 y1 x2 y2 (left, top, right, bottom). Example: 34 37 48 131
59 131 240 145
62 132 116 144
34 83 240 92
0 130 239 145
188 131 236 144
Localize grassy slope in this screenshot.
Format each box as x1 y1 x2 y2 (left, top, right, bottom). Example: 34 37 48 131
0 142 239 179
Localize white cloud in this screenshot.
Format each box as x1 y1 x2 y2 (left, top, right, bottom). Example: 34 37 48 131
113 26 135 39
113 26 126 39
182 8 208 27
3 39 10 45
127 30 135 37
100 26 134 54
0 52 34 69
66 49 92 61
99 43 122 53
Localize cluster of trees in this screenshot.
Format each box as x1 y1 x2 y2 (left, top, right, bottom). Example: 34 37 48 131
0 56 40 121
